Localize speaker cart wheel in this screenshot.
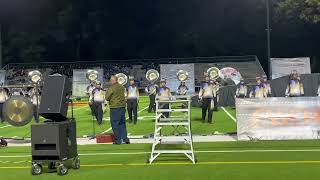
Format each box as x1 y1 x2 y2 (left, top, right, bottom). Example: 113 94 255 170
31 163 43 175
72 156 80 169
57 164 68 176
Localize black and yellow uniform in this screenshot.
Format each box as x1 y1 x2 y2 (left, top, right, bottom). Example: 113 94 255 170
157 80 172 118
236 81 248 98
126 82 139 124
285 79 304 97
91 86 105 125
87 84 96 116
145 83 158 113
199 81 216 123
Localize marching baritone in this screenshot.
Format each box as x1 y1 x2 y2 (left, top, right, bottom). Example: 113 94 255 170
198 76 217 123
285 70 304 97
235 78 248 98
145 82 158 113
157 79 172 118
249 76 267 98
0 87 9 123
125 77 139 124
91 81 105 125
86 81 96 116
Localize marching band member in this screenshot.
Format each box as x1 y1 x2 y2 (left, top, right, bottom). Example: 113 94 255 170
212 79 219 111
157 79 172 118
0 87 9 123
11 87 24 96
28 87 41 122
86 81 96 116
91 81 105 125
262 75 272 97
145 82 158 113
198 75 216 123
249 76 267 98
235 78 248 98
177 81 188 95
285 70 304 97
125 77 139 124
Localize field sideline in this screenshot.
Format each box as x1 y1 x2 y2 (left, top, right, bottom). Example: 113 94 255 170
1 141 320 179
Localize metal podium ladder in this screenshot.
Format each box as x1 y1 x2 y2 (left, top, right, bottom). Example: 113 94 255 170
148 95 196 164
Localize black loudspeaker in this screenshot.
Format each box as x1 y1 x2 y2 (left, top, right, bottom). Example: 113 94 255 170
39 74 71 121
31 121 77 161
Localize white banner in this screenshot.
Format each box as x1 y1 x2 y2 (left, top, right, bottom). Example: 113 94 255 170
271 57 311 79
160 64 195 94
72 69 104 97
236 97 320 141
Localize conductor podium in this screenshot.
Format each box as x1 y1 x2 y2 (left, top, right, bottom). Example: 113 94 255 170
149 95 196 164
31 74 79 176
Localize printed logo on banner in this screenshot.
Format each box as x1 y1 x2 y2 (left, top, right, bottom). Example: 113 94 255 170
236 97 320 140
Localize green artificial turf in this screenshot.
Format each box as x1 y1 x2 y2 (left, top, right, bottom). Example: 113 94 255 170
0 96 236 138
1 141 320 180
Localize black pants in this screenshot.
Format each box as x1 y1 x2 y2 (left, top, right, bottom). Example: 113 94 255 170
159 103 170 118
89 103 95 116
202 98 213 123
213 96 218 111
148 94 156 113
127 99 138 124
93 102 103 125
0 103 3 123
33 105 39 123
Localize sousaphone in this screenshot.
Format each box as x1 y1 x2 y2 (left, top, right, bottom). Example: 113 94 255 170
86 70 99 82
3 96 34 127
146 69 159 83
115 73 128 86
206 67 221 80
176 70 188 82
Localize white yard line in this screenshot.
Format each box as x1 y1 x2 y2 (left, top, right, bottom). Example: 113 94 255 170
221 106 236 122
2 149 320 158
68 105 88 111
0 125 12 129
102 127 112 134
137 106 148 113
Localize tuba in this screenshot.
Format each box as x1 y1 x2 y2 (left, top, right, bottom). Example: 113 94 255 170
206 67 221 80
146 69 159 83
86 70 99 82
28 70 42 84
146 69 159 95
176 70 188 82
177 70 188 95
115 73 128 86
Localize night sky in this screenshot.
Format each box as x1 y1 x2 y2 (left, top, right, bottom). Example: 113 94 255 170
1 0 320 72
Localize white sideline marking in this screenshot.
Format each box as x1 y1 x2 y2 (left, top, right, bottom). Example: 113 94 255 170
102 127 112 134
221 106 236 122
0 125 11 129
68 106 88 112
101 106 149 133
1 149 320 158
137 106 149 113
